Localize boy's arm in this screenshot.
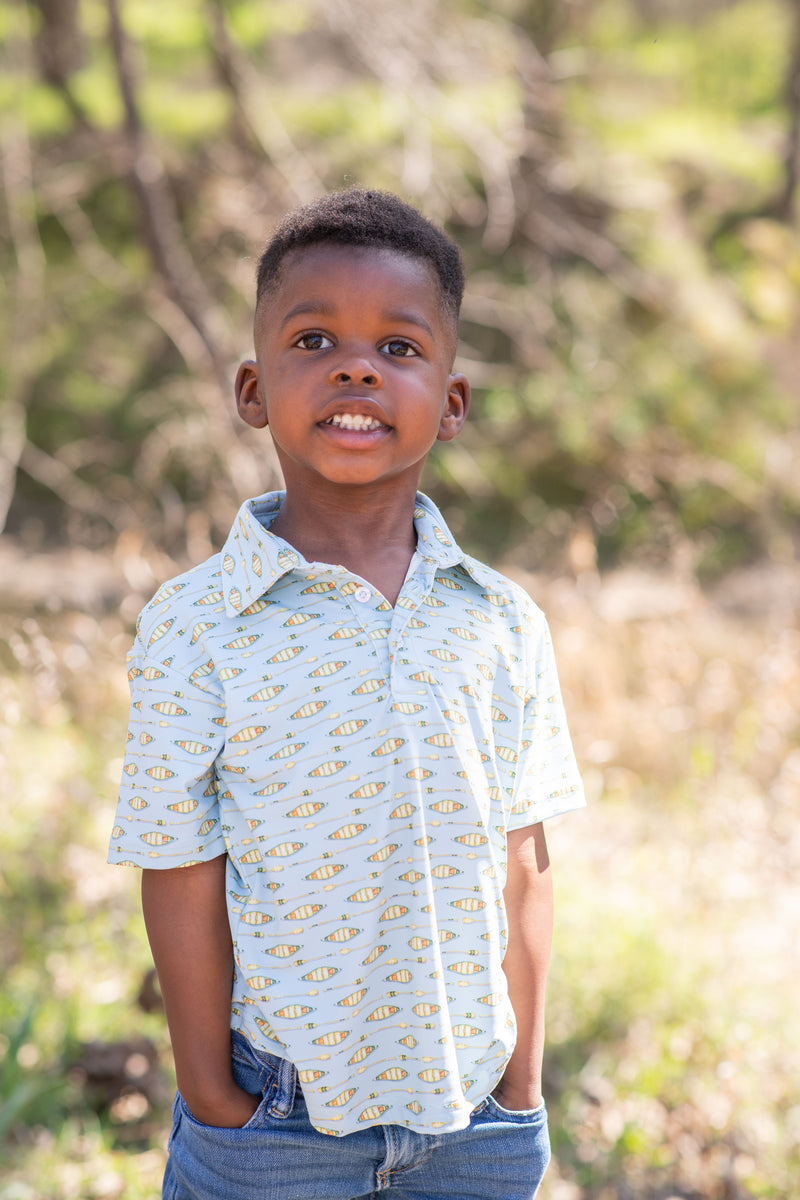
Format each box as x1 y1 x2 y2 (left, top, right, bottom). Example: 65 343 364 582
142 855 260 1127
492 821 553 1110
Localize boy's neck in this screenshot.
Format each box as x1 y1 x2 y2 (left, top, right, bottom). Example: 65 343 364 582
268 483 421 606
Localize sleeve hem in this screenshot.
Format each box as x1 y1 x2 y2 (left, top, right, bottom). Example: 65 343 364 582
107 841 228 869
506 790 587 832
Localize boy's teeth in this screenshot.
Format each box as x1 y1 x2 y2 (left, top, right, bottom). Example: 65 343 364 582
327 413 383 431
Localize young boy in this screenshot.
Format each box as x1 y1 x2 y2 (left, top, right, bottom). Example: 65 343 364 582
109 188 585 1200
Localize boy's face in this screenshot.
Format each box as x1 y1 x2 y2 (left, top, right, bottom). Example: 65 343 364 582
235 244 469 496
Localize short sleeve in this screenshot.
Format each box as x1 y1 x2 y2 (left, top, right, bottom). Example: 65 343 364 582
507 617 585 831
108 638 228 868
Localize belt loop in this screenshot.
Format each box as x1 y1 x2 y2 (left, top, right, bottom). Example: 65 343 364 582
269 1056 297 1117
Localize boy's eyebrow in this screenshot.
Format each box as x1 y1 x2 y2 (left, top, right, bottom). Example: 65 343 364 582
279 301 435 339
383 308 435 339
279 300 335 329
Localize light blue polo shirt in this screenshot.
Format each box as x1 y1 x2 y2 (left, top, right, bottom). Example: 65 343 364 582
110 491 584 1136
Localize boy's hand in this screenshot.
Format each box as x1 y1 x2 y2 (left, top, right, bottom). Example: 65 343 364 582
183 1081 262 1128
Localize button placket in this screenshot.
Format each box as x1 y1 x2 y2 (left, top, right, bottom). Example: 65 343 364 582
337 578 393 677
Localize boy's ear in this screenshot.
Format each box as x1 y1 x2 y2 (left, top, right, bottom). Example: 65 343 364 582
437 373 471 442
235 360 269 429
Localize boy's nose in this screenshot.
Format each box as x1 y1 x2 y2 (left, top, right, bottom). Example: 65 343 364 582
330 356 383 387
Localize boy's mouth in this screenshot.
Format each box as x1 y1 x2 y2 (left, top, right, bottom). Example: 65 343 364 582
323 413 388 432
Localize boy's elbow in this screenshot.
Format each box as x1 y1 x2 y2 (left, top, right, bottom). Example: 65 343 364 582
504 825 552 914
506 823 549 875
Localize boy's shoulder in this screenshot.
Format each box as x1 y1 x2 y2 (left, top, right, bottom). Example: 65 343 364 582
414 492 544 623
457 552 548 633
132 553 226 657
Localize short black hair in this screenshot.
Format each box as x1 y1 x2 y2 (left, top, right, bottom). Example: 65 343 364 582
255 188 465 326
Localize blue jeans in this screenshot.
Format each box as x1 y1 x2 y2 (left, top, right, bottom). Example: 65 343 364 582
163 1031 551 1200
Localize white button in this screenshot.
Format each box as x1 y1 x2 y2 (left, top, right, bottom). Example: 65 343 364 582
354 586 371 604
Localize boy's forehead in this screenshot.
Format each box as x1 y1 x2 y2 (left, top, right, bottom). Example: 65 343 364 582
255 242 450 332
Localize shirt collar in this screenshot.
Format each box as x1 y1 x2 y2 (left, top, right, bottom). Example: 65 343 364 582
220 490 492 617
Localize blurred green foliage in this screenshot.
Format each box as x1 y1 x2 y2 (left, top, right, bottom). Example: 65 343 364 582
1 0 798 577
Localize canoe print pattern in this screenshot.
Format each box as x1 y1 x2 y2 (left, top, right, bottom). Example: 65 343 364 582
110 490 585 1140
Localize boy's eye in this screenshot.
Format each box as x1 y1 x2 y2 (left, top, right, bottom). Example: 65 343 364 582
295 332 333 351
382 340 418 358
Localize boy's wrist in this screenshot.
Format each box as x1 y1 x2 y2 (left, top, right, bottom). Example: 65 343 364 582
490 1077 543 1111
491 1055 543 1111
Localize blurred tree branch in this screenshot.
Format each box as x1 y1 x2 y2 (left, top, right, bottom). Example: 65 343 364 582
0 71 45 531
205 0 324 205
105 0 229 385
101 0 267 523
29 0 91 127
776 0 800 221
